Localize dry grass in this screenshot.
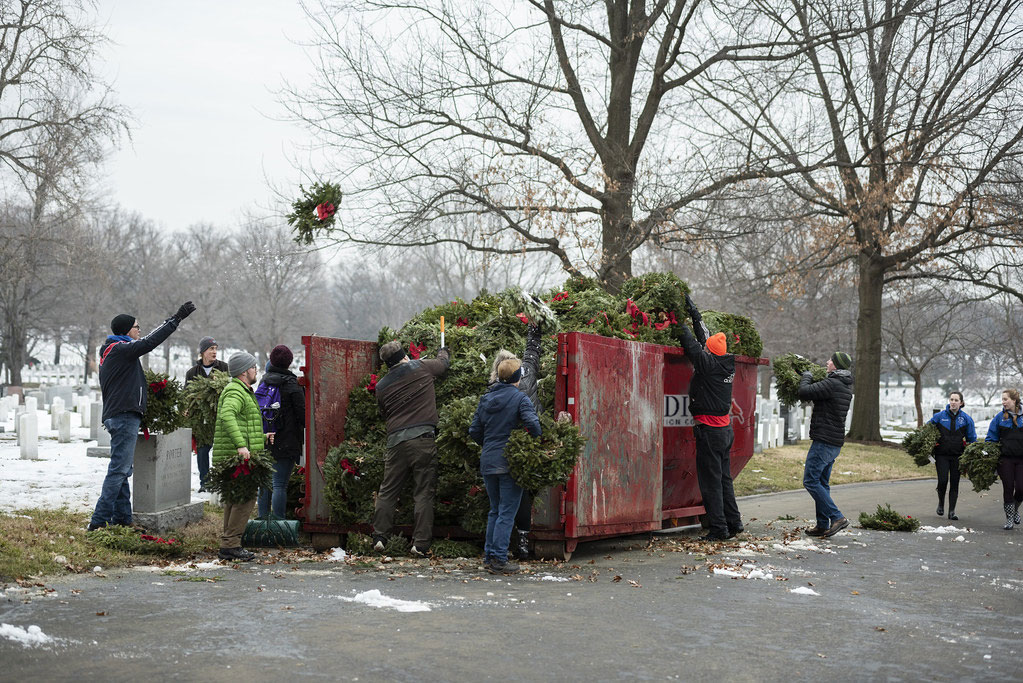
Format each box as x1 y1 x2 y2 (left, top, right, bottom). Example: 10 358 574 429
0 505 223 581
734 441 926 497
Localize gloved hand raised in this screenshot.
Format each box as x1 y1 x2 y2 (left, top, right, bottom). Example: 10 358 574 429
175 301 196 321
684 293 700 317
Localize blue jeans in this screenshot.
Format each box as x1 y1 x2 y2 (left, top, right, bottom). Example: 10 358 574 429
91 412 142 527
196 444 211 488
258 459 295 519
483 472 523 563
803 440 843 528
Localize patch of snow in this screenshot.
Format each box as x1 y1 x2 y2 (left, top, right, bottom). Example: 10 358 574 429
773 540 835 554
789 587 820 596
336 589 431 612
534 575 569 582
0 624 54 648
917 525 973 534
326 547 347 562
952 536 966 542
134 561 222 572
713 567 744 578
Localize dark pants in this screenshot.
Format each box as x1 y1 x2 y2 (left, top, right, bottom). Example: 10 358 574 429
694 423 741 536
935 455 961 510
515 490 533 532
997 457 1023 505
373 435 438 549
196 443 211 488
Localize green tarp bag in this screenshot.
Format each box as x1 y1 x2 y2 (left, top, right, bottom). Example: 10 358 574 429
243 515 301 547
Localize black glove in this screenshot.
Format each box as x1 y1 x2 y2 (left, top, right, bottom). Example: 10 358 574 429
438 346 450 356
801 371 813 380
684 293 700 319
527 323 543 343
175 301 196 320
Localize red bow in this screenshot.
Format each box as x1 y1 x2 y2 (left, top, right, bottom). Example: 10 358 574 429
551 292 570 302
408 342 426 359
141 534 178 545
315 202 335 221
365 373 378 393
340 458 358 476
142 427 151 440
455 317 469 327
231 462 252 478
468 485 482 496
149 379 167 395
516 313 530 325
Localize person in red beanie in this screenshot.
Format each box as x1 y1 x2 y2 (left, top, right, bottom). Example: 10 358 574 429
255 344 306 519
679 294 742 542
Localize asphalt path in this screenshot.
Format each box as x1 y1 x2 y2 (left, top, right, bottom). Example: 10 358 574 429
2 479 1021 682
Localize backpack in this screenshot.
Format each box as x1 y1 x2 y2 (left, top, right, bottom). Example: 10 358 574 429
254 380 282 433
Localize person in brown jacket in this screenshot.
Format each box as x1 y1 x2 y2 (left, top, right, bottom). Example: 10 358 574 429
372 340 450 555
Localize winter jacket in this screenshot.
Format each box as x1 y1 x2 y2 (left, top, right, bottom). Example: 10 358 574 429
260 365 306 462
928 406 977 458
678 324 735 418
798 370 854 447
985 410 1023 459
184 359 229 384
98 317 180 422
212 377 265 465
469 382 542 475
376 349 450 436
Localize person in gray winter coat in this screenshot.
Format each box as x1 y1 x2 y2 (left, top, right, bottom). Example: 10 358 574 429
469 357 541 575
798 351 854 539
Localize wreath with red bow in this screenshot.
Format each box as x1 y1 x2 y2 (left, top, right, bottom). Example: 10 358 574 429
287 180 343 245
206 449 274 504
141 370 185 436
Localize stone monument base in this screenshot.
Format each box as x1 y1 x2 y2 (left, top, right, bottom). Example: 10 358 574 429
133 501 205 534
86 447 110 458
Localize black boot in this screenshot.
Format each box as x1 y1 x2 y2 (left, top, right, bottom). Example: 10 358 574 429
514 530 531 560
1004 503 1015 530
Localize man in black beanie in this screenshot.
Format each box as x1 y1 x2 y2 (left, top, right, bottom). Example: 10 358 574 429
371 340 450 555
798 351 854 538
88 301 196 531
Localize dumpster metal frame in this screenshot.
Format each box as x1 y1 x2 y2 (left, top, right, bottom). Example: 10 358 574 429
298 331 767 556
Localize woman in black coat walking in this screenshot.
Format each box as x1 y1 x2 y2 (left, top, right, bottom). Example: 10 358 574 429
256 345 306 519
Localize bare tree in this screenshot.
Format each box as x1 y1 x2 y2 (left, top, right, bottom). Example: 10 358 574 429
0 0 127 186
882 284 985 425
685 0 1023 439
281 0 853 291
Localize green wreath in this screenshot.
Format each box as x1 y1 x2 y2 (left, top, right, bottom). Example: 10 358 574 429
288 180 343 245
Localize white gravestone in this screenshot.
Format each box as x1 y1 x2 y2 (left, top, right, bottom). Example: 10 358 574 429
19 413 38 459
58 411 72 443
25 396 37 415
50 396 65 430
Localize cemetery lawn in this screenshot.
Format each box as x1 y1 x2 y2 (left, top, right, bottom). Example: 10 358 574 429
733 441 926 497
0 504 223 581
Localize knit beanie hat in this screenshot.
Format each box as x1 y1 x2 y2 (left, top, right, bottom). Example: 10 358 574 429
706 332 727 356
269 344 293 369
111 314 136 336
228 352 257 377
831 351 852 370
198 336 217 354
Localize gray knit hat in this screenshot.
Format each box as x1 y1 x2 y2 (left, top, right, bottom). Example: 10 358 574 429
228 352 257 377
198 336 217 354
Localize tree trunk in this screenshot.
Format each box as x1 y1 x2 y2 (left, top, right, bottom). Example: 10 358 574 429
912 370 923 426
4 325 27 386
849 254 883 440
54 336 62 364
599 171 635 292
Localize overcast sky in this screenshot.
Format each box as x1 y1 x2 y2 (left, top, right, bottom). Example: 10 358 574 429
95 1 317 234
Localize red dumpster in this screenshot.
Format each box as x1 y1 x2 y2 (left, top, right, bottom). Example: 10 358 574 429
298 332 766 556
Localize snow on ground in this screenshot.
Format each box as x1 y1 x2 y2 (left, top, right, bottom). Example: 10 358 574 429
326 548 347 562
789 586 820 596
0 409 211 514
0 623 55 648
333 589 431 612
917 525 974 534
772 538 837 554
